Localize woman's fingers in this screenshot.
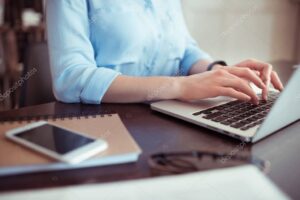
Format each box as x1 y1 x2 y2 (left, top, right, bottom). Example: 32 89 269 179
236 59 284 100
271 71 284 91
239 60 271 100
227 67 266 90
221 73 259 104
218 87 251 101
237 59 272 84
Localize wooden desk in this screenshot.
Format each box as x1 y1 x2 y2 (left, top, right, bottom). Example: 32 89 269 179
0 102 299 199
0 61 299 198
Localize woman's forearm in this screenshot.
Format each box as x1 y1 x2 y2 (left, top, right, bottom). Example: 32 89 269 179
102 59 280 104
102 75 181 103
103 59 218 103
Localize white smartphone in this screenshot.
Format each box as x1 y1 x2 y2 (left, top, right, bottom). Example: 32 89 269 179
5 121 108 164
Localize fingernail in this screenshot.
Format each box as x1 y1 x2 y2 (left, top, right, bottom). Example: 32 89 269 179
280 86 284 91
253 99 259 105
256 96 260 104
264 94 268 101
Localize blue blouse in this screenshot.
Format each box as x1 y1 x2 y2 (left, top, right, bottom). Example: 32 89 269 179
46 0 211 104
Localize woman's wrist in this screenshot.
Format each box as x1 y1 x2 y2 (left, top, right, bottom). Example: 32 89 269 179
161 77 183 100
172 76 187 100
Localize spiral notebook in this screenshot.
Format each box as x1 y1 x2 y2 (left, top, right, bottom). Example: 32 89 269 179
0 113 142 176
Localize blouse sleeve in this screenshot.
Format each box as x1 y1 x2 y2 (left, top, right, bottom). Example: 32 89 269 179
180 32 213 75
179 2 212 75
46 0 120 104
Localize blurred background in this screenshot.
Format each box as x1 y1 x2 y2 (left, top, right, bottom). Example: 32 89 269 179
182 0 300 64
0 0 299 111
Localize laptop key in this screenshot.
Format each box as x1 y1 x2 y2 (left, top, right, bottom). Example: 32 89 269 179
192 111 203 116
248 123 259 128
221 121 232 125
194 92 279 130
211 116 228 122
230 122 245 128
240 125 253 130
203 112 223 119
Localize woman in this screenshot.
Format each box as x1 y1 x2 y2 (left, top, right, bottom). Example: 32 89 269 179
46 0 283 105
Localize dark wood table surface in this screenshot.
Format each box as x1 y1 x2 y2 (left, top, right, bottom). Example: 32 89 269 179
0 62 299 199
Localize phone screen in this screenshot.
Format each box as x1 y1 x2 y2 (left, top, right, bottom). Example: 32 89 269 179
15 124 95 155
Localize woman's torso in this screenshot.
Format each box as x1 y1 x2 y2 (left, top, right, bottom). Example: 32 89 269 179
87 0 187 76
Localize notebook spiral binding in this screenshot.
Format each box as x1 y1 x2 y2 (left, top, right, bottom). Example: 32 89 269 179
0 110 116 124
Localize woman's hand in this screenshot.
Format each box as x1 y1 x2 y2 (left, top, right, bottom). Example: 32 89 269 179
232 59 284 100
178 59 283 104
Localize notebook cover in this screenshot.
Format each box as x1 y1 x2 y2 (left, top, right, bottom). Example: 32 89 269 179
0 114 142 176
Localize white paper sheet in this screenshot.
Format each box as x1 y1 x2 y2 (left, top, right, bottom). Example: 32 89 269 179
1 165 290 200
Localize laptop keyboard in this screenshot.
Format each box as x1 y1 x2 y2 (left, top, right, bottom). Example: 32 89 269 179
193 91 279 131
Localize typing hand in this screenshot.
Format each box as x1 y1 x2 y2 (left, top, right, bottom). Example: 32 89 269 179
232 59 284 100
177 59 283 104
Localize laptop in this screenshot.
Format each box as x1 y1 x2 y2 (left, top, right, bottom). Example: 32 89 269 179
151 67 300 143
